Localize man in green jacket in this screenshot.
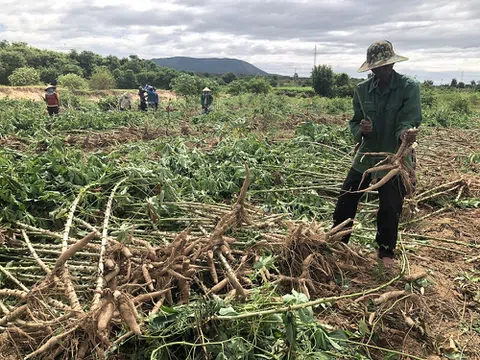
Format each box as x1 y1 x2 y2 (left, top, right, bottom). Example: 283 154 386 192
332 40 422 267
201 87 213 114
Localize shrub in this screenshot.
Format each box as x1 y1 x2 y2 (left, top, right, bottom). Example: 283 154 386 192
311 65 335 97
39 67 59 84
327 97 351 114
421 87 437 108
334 84 354 98
222 72 237 84
171 73 203 96
246 77 271 94
58 73 88 90
8 67 40 86
98 95 118 111
449 97 471 114
89 67 116 90
60 90 89 110
227 80 247 95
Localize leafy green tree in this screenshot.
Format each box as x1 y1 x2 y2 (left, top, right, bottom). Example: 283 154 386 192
246 77 271 94
58 73 88 90
333 72 353 97
311 65 335 97
89 67 116 90
142 60 158 72
102 55 121 72
121 55 144 73
171 73 203 96
268 76 279 87
222 72 237 84
39 67 60 84
335 73 350 87
226 80 246 95
0 50 27 84
58 61 84 77
155 69 179 90
450 78 458 87
114 69 138 89
457 81 465 89
136 71 157 87
76 50 102 78
8 67 40 85
335 84 354 98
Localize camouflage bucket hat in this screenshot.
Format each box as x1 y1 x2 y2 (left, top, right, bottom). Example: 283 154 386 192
358 40 408 73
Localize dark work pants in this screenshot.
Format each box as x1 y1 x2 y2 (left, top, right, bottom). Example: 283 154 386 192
47 106 59 116
332 168 406 258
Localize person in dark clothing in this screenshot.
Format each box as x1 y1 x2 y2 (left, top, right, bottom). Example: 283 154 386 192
153 87 159 111
146 87 156 110
45 84 60 116
201 87 213 114
331 40 422 268
138 86 147 112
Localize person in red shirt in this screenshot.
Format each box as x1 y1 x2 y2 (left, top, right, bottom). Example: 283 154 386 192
45 84 60 116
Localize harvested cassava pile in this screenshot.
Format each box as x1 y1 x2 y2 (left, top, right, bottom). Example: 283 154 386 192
0 165 360 359
1 158 479 359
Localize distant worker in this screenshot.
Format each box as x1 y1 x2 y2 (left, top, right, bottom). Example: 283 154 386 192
44 84 60 116
331 40 422 268
201 87 213 114
118 92 132 111
153 87 159 111
146 86 156 110
138 86 147 111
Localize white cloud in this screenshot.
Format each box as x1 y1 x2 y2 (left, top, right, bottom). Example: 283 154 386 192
0 0 479 82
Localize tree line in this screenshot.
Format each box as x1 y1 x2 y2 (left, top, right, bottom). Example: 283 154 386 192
0 40 380 98
0 40 288 95
0 40 184 89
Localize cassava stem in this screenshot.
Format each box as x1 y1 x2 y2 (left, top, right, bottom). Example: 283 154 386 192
92 179 126 309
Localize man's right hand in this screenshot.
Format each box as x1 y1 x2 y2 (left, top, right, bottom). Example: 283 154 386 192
360 119 373 135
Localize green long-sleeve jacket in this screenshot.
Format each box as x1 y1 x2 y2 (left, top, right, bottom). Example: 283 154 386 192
201 93 213 107
350 71 422 178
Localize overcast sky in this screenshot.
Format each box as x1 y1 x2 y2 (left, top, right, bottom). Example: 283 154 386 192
1 0 480 83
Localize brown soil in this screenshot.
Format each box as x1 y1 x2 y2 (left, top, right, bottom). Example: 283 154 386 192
0 135 29 151
63 126 173 150
402 209 480 359
312 208 480 359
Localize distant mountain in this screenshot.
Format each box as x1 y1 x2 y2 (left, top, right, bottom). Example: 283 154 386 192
151 57 269 76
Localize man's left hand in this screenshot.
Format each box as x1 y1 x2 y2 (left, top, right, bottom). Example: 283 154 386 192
401 128 419 143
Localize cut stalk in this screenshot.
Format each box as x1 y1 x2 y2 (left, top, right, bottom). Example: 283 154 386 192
92 179 126 309
22 230 51 275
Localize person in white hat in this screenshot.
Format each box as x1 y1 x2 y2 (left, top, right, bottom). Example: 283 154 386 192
44 84 60 116
331 40 422 268
201 87 213 114
118 92 132 111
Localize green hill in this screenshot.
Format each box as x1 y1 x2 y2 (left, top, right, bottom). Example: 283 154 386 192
151 57 269 76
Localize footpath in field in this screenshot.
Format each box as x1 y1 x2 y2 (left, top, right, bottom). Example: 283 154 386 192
0 95 480 359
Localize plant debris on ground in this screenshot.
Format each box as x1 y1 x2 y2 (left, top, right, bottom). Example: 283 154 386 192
0 92 480 359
